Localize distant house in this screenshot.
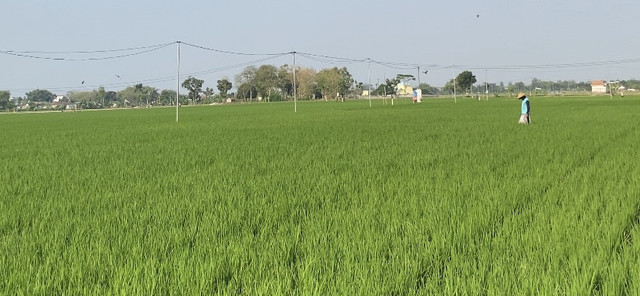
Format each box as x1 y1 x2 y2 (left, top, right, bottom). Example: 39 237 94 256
53 95 65 103
52 95 67 108
591 80 607 94
395 83 414 96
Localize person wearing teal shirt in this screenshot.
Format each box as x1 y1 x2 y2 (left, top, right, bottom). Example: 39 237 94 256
518 92 530 124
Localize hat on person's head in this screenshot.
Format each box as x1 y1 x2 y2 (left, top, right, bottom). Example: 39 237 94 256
517 92 526 99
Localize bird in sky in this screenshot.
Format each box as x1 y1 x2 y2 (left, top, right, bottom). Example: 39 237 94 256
81 81 85 84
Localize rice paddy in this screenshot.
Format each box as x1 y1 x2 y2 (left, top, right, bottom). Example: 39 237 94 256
1 96 639 294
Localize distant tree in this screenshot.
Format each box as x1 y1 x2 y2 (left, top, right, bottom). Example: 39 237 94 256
148 87 159 105
159 89 177 105
316 67 353 100
182 77 204 104
25 89 55 102
132 84 158 106
67 91 95 105
353 81 364 96
621 79 640 90
337 67 354 97
235 66 257 101
455 71 476 94
277 65 293 98
294 67 318 100
134 83 144 106
383 75 408 96
418 83 437 95
96 87 107 107
216 78 232 98
443 79 455 94
316 68 341 100
203 87 215 102
372 83 386 96
575 81 590 92
236 83 257 101
254 65 279 99
104 91 118 107
396 74 415 84
608 81 620 96
372 77 399 96
0 90 14 110
514 82 526 93
117 85 155 107
507 82 515 96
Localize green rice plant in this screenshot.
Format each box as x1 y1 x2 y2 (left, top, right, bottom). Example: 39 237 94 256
0 96 639 294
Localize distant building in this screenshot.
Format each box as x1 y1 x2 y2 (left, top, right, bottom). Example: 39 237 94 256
53 95 66 103
395 82 414 96
591 80 607 94
52 95 68 108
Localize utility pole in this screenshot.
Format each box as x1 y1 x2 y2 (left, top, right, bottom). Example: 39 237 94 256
367 58 371 107
176 41 181 123
453 67 457 103
293 51 297 112
485 69 488 101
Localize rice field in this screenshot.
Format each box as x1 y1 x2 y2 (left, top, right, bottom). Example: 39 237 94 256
1 96 639 295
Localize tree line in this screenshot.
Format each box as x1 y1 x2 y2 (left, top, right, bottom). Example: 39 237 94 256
2 65 639 111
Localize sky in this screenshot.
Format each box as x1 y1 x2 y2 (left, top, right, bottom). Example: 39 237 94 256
2 0 639 97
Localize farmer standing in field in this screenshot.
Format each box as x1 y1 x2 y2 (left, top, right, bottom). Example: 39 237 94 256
517 92 530 124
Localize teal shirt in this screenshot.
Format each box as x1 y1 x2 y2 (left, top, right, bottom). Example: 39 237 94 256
521 97 530 114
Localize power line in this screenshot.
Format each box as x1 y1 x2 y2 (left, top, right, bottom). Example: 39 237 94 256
0 43 174 61
370 59 417 70
183 54 289 77
464 58 640 71
0 43 175 54
4 40 640 70
297 52 366 65
181 42 288 56
6 53 290 94
5 40 640 95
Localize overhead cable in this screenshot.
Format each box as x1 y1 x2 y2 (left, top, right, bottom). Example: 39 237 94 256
0 43 174 61
181 42 288 56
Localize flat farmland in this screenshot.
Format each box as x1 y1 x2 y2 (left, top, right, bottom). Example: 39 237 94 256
1 96 639 294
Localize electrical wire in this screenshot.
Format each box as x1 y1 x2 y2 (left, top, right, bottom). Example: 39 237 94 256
297 52 366 65
181 42 288 56
6 53 290 94
4 40 640 70
0 43 174 61
297 54 361 66
1 43 175 54
5 40 640 95
370 59 418 70
183 54 290 77
463 57 640 71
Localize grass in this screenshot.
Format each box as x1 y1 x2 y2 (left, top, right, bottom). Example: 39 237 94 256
1 96 639 294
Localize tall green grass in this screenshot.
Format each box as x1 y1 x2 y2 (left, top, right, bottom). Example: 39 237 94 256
1 96 639 294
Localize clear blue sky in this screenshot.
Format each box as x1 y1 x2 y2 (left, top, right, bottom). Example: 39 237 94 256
2 0 639 96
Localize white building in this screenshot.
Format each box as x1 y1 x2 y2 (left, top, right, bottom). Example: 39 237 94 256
591 81 607 94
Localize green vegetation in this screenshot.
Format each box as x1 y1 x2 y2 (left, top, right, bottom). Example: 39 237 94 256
1 96 639 294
